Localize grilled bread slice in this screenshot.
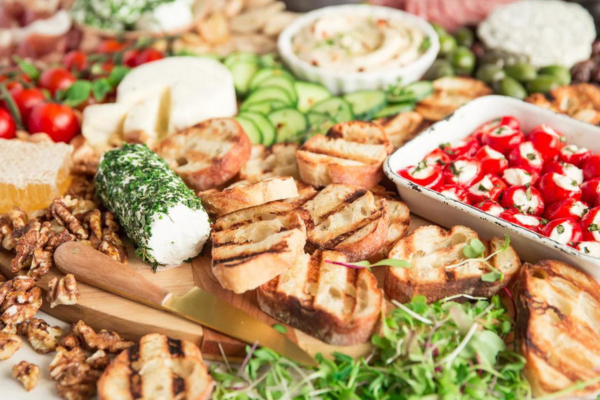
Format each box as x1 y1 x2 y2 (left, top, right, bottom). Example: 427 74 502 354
373 111 426 149
300 184 389 261
97 333 213 400
385 225 520 303
518 260 600 398
371 186 411 257
199 176 299 216
212 212 307 293
240 143 300 182
296 121 392 189
257 250 383 346
156 118 251 191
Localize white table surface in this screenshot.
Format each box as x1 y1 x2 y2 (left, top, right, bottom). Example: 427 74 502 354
1 312 70 400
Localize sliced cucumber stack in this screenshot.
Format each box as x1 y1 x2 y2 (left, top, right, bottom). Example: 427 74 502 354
310 97 354 123
268 108 308 143
237 111 277 146
343 90 387 120
295 81 332 113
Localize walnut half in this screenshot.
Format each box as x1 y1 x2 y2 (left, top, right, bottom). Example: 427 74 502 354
50 347 109 400
64 320 133 354
0 276 42 325
0 331 22 360
47 274 80 309
12 361 40 391
18 318 65 354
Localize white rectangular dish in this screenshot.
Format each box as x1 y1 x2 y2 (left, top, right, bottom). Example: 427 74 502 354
384 95 600 280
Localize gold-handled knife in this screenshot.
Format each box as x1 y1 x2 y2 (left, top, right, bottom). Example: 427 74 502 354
54 242 317 367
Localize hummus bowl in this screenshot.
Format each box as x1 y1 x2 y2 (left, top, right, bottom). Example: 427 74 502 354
277 5 439 94
384 95 600 282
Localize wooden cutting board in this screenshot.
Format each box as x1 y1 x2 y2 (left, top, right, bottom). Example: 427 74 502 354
0 215 430 361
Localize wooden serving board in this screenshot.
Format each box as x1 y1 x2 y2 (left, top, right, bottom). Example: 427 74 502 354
0 215 431 361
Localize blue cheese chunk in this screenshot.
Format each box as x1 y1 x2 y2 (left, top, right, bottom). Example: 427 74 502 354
96 144 210 268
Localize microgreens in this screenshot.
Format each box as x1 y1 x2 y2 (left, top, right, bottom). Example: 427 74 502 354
445 235 511 283
325 258 411 270
272 324 287 334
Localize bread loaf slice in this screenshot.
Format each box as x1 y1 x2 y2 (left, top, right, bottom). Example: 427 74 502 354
257 250 383 346
239 143 300 182
373 111 425 149
371 186 411 257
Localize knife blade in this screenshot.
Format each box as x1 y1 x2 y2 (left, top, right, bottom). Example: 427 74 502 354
53 242 317 367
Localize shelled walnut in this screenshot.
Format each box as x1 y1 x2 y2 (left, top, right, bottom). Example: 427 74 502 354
62 320 133 354
50 347 110 400
12 361 40 391
0 276 42 325
0 331 22 360
18 318 65 354
47 274 80 309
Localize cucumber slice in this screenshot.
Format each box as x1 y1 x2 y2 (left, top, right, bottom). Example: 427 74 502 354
387 81 434 103
306 112 336 139
295 81 332 113
372 102 416 119
238 111 277 146
228 60 259 97
258 53 282 68
235 116 262 144
240 100 288 114
268 108 308 143
249 68 294 91
223 52 259 68
257 76 298 104
242 87 294 108
343 90 387 120
310 97 354 123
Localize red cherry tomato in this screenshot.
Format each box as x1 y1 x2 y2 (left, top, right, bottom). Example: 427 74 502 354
472 116 521 142
38 67 76 95
538 172 582 205
542 161 583 185
123 49 141 67
481 125 525 156
437 184 470 204
423 148 452 166
443 157 483 187
9 87 45 123
544 198 589 222
97 39 128 53
502 167 539 187
0 108 16 139
541 218 583 245
133 48 164 65
528 124 566 160
581 178 600 204
508 141 544 173
27 103 79 143
467 174 507 204
576 241 600 256
63 51 87 71
501 185 545 216
475 200 505 217
580 207 600 242
582 154 600 181
475 145 509 176
499 209 543 233
0 72 30 93
558 144 592 168
398 162 444 189
438 137 480 159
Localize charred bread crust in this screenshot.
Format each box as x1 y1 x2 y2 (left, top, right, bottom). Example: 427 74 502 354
384 226 521 303
257 251 383 346
156 118 251 191
373 111 426 149
371 186 411 257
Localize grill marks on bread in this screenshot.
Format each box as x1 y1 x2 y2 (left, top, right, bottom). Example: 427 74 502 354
257 250 383 346
97 333 213 400
518 260 600 398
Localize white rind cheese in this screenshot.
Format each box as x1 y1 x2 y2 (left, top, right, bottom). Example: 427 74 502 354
478 0 595 68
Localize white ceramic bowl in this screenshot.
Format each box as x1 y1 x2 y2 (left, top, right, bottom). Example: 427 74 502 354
277 4 439 95
384 95 600 281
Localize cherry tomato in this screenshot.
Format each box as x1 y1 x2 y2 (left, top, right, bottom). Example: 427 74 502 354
97 39 128 53
0 108 16 139
63 51 87 71
9 87 45 123
501 185 545 216
528 124 566 160
38 67 76 95
580 207 600 242
541 218 582 245
472 116 520 142
544 198 589 222
508 141 545 173
443 157 482 187
582 154 600 181
398 161 444 189
475 145 509 176
558 144 592 168
437 184 470 204
123 49 141 67
475 200 505 218
499 209 543 233
27 103 79 143
423 148 452 166
133 48 164 66
538 172 582 205
467 174 507 204
481 125 525 156
438 137 480 159
542 161 583 185
581 178 600 204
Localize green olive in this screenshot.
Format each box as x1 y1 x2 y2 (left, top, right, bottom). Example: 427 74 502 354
475 64 506 84
495 76 528 99
504 63 538 82
527 75 562 94
449 46 476 75
453 27 474 48
424 59 455 80
431 23 447 37
439 34 458 56
538 65 571 85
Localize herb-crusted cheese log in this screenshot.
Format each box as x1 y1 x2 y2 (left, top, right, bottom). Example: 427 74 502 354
96 144 210 267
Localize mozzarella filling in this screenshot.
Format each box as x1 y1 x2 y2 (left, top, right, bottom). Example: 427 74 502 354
553 174 580 191
563 163 584 184
589 214 600 241
486 204 505 218
514 213 540 227
519 142 543 168
512 189 540 214
549 222 573 244
469 176 493 196
453 160 479 184
577 241 600 257
571 201 588 218
503 168 533 186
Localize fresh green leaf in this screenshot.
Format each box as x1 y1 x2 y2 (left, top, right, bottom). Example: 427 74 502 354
92 78 112 102
481 269 503 282
12 56 39 80
272 323 287 334
63 80 92 107
463 238 486 259
107 65 130 87
0 84 23 129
